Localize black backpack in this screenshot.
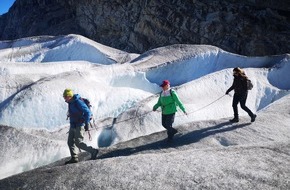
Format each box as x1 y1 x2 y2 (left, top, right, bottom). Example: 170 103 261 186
67 97 93 120
81 98 92 110
80 98 93 120
247 79 253 90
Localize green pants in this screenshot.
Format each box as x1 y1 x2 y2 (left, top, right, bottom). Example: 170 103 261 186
67 126 95 159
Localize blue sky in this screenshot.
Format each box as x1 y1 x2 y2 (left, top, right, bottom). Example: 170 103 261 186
0 0 15 15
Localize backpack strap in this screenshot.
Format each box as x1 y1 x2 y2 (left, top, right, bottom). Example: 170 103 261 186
160 88 174 97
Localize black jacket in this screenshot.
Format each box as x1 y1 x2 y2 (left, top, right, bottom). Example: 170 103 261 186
227 75 248 94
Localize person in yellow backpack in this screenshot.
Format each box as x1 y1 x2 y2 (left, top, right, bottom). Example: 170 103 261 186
153 80 187 141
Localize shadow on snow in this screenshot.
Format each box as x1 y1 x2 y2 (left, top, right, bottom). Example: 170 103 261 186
97 121 251 159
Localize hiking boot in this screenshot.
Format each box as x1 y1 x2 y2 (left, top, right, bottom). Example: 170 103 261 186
251 114 257 122
91 149 99 160
172 128 178 135
168 128 178 141
229 117 239 123
65 158 78 165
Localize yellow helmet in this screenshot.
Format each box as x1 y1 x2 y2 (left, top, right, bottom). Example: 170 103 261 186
63 89 74 97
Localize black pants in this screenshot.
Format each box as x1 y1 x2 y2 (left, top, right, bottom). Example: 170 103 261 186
232 93 254 118
162 113 177 137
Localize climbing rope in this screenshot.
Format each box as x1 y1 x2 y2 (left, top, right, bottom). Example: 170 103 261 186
86 94 227 131
177 94 227 117
84 94 227 141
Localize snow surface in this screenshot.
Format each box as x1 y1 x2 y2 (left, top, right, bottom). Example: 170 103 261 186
0 34 289 189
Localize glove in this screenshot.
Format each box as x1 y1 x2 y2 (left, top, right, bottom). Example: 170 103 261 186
84 123 89 131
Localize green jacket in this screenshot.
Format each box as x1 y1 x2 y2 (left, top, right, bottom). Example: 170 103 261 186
153 89 186 115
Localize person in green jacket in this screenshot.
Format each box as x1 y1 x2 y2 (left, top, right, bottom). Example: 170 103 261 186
153 80 187 141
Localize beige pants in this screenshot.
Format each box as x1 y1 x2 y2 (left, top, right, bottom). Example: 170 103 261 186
67 126 95 159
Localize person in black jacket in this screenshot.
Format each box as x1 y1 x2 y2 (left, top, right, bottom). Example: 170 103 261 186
226 67 257 123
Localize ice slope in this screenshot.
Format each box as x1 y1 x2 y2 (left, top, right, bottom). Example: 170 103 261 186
0 35 289 130
1 93 290 189
0 34 134 63
0 34 289 181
